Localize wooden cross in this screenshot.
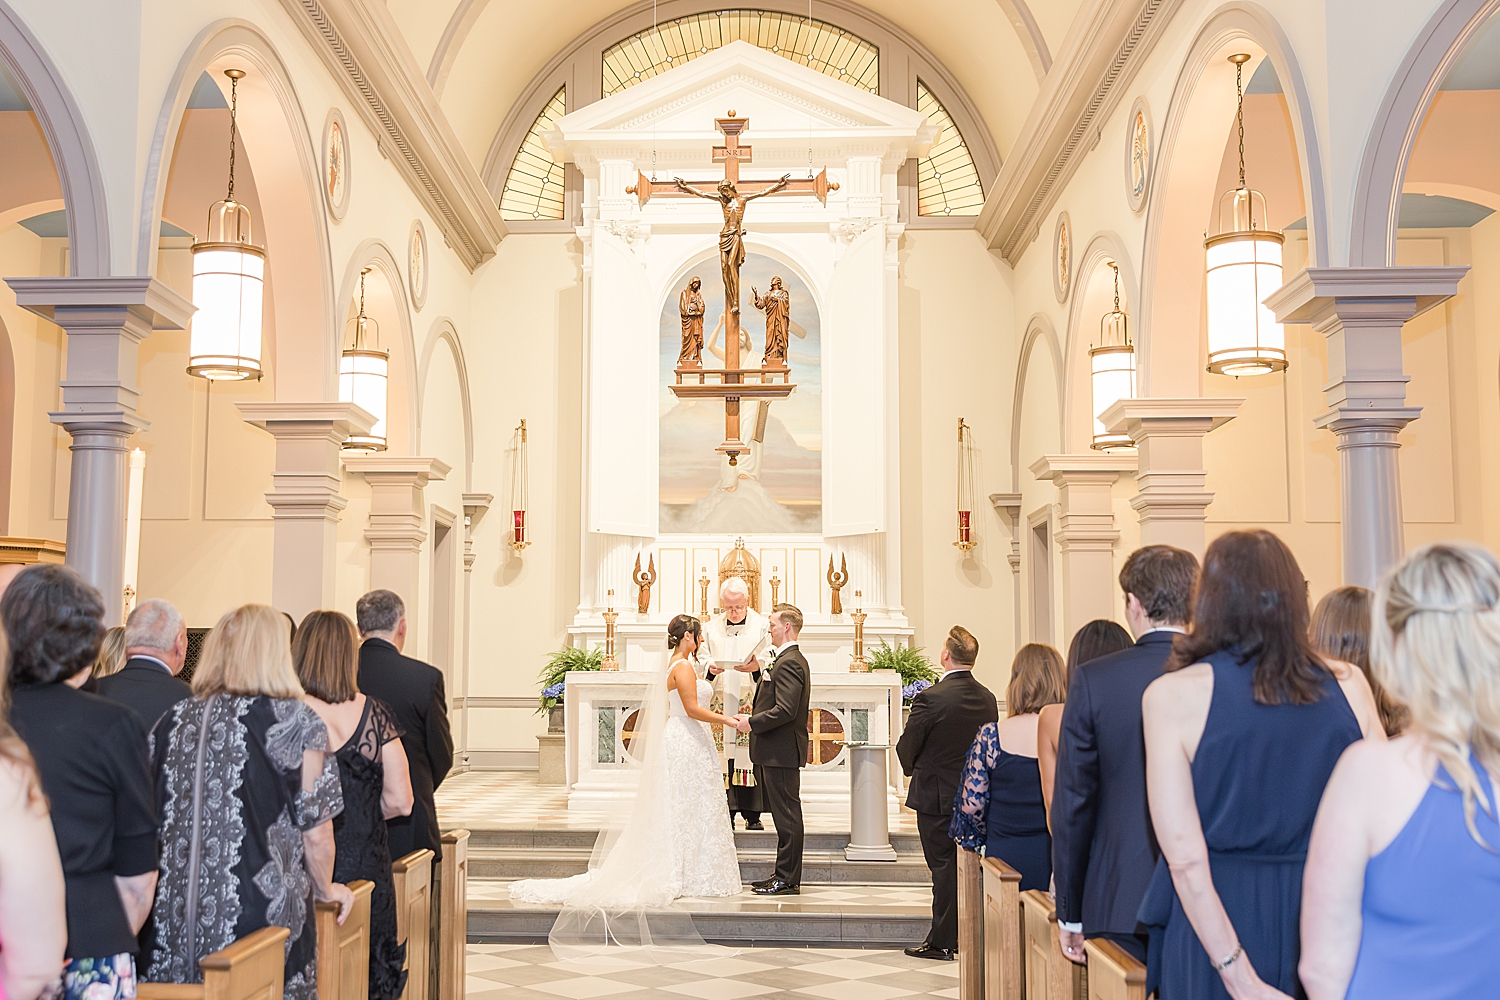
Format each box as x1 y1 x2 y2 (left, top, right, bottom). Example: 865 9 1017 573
807 708 846 765
625 111 838 207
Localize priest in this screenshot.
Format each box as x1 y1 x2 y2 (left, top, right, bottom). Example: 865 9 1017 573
704 576 769 829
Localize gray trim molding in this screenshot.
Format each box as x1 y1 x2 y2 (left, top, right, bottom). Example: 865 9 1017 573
467 749 541 770
455 696 538 709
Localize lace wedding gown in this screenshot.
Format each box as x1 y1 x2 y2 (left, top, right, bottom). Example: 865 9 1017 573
511 676 742 909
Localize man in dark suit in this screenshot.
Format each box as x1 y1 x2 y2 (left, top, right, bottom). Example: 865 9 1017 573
744 603 811 895
897 626 998 961
356 589 455 862
97 598 192 732
1051 545 1198 965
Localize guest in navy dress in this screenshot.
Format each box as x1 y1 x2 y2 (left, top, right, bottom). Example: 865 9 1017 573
951 643 1066 890
1301 542 1500 999
1139 530 1384 999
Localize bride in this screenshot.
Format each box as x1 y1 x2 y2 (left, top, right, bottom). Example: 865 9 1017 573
510 614 748 962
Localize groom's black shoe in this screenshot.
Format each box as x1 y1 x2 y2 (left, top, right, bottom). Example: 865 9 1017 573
745 819 765 830
903 943 955 962
752 877 799 895
751 875 776 889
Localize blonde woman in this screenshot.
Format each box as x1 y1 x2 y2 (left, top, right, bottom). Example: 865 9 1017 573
143 605 352 1000
1301 543 1500 999
92 626 127 679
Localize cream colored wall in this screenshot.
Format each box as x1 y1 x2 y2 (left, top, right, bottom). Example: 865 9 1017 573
896 229 1018 695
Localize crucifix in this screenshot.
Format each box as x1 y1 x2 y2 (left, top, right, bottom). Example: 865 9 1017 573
630 111 838 464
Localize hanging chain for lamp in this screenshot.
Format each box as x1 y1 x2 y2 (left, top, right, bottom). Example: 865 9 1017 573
1203 53 1287 377
1090 260 1136 451
187 68 265 382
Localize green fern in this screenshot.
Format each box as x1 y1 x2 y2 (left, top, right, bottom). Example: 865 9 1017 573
867 640 938 685
537 644 605 712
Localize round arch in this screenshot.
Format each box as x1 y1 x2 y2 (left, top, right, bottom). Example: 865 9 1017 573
0 0 109 276
141 21 336 400
337 240 420 455
1009 312 1064 490
1348 0 1500 266
417 317 475 489
1138 2 1327 396
1061 231 1138 453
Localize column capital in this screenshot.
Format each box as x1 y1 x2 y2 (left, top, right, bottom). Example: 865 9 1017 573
1265 266 1469 325
344 455 451 555
342 454 452 487
237 401 377 443
1101 398 1243 440
1029 453 1137 486
6 275 195 330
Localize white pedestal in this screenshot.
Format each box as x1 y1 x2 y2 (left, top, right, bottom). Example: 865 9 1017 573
563 669 904 819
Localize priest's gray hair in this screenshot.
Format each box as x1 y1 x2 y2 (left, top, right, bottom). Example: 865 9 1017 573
124 598 184 652
720 576 749 601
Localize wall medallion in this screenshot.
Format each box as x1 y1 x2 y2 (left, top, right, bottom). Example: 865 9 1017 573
1053 212 1072 303
408 219 428 310
1124 97 1152 213
322 108 350 220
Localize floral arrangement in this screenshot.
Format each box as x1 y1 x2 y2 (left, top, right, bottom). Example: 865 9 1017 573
901 679 934 703
867 640 940 704
537 644 604 713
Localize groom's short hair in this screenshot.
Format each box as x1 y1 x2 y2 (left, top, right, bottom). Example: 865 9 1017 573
946 626 979 666
772 603 803 633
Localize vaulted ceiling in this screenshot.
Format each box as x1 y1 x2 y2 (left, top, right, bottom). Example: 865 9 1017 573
383 0 1083 172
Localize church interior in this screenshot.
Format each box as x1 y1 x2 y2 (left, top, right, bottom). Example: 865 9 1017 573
2 0 1499 993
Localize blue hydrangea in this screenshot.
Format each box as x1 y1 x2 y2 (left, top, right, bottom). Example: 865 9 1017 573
902 678 933 703
542 682 566 699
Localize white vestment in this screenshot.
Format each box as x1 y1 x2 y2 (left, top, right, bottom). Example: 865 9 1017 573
703 609 769 787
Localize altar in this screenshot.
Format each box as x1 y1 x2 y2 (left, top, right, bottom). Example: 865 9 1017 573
546 41 935 815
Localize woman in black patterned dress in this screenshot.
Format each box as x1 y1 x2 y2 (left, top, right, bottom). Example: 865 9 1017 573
294 611 414 1000
144 605 353 1000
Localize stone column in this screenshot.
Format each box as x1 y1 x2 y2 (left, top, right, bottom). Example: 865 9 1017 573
989 493 1023 648
1030 454 1137 639
1101 398 1244 558
6 277 193 623
237 402 375 620
1267 267 1466 589
342 455 452 649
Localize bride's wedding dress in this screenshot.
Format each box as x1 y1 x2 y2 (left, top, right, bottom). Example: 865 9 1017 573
510 667 742 961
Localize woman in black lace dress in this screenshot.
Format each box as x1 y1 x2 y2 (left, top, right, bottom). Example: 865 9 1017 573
294 611 414 1000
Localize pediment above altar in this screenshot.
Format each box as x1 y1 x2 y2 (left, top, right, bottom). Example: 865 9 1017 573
547 40 937 167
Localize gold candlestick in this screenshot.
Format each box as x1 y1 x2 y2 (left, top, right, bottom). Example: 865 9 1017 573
600 589 621 671
849 590 868 672
699 570 711 618
769 567 781 607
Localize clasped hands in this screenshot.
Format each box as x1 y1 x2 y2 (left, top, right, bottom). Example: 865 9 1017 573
727 713 752 733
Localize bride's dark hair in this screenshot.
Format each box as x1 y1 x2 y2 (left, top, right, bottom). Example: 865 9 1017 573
667 614 701 650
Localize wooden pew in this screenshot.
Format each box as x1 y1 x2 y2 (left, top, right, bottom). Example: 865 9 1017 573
981 857 1023 1000
315 879 374 1000
1021 890 1088 1000
957 846 985 1000
436 830 470 1000
1084 938 1147 1000
394 848 435 1000
138 925 290 1000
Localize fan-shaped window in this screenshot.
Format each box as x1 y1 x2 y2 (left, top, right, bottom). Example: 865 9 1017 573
602 10 879 97
500 86 567 221
916 81 983 217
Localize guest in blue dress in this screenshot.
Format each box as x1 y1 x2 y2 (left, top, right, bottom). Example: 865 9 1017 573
951 643 1066 890
1138 530 1385 999
1301 541 1500 1000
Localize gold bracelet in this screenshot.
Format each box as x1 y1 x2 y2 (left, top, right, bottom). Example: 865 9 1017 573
1213 943 1243 972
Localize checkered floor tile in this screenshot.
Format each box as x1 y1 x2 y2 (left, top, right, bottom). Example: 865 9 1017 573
464 944 961 1000
437 771 920 835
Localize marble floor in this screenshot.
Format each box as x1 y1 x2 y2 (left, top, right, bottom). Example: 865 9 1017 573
464 943 960 1000
436 770 920 835
468 879 933 913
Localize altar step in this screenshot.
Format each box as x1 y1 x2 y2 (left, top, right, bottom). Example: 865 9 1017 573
465 828 932 886
467 878 931 948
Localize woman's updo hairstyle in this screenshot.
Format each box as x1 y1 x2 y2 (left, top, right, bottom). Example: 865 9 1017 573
667 614 701 650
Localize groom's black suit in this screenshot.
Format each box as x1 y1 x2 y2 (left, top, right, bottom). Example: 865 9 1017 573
749 642 810 884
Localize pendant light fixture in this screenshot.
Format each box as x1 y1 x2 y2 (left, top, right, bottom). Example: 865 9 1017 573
188 69 265 381
339 267 389 451
1090 261 1136 451
1204 53 1286 377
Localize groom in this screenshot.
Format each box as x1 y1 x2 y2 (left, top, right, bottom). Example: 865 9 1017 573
739 603 810 895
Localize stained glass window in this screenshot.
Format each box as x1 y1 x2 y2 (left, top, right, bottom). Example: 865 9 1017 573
500 86 567 222
916 80 984 217
602 10 879 96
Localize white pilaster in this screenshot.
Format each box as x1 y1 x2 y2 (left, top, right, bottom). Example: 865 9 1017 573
989 493 1023 648
457 492 493 772
238 402 375 620
1267 266 1467 588
844 155 883 217
342 455 452 646
1101 399 1243 557
7 276 193 623
1030 454 1137 639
